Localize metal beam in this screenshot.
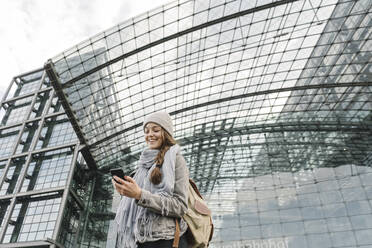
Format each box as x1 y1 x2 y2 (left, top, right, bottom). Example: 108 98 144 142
44 62 97 170
0 240 50 248
1 87 53 105
0 111 64 132
0 142 78 162
90 103 372 149
0 187 65 201
52 142 80 242
178 120 372 145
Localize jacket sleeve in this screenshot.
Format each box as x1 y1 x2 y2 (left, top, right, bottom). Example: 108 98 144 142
136 153 189 218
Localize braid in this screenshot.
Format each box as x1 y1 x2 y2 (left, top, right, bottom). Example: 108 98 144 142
150 129 177 185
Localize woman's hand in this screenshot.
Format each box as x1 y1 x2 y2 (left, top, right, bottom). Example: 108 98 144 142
112 176 142 200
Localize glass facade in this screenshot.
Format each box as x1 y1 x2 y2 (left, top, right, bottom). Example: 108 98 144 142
0 68 114 247
1 0 371 247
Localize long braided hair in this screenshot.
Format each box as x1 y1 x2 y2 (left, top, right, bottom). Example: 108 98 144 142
150 128 177 185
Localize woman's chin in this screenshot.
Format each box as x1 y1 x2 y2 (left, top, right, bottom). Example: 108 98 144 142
148 143 160 149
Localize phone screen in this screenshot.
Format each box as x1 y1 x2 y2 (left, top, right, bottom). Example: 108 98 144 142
110 168 126 183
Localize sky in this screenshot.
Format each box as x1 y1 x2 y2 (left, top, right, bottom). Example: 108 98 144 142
0 0 171 100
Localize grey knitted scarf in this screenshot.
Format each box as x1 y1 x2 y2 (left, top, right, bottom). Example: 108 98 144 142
115 144 180 248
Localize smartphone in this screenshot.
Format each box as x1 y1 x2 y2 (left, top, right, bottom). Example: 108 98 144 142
110 168 126 184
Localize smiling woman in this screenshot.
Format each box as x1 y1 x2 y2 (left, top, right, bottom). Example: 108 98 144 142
112 111 189 248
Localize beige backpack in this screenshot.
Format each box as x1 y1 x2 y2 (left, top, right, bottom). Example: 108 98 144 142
173 179 214 248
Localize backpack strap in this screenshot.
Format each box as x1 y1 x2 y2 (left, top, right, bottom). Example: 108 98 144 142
172 218 180 248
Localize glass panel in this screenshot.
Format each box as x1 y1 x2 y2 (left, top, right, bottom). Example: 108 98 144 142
21 148 73 192
4 79 18 101
65 157 115 248
0 160 7 178
3 194 61 243
0 200 11 233
30 90 51 119
58 196 81 248
15 121 39 154
0 156 26 195
47 96 63 114
1 96 33 126
0 126 20 158
5 70 43 100
36 115 78 149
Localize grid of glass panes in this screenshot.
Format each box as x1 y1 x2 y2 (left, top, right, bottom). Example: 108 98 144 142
2 196 61 243
48 0 370 170
209 165 372 247
5 70 43 101
20 148 73 192
2 96 33 126
35 115 78 149
29 91 52 119
47 96 63 114
0 126 20 159
0 157 26 195
14 121 39 155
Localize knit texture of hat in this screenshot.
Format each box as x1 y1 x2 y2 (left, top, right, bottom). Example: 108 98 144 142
143 111 174 137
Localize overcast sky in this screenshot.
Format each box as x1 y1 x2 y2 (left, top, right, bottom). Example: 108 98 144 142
0 0 171 100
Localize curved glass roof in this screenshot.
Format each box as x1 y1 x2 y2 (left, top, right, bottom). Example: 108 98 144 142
45 0 372 246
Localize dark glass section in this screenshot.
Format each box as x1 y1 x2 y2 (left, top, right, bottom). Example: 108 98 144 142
30 90 51 119
60 156 115 248
59 171 113 248
58 195 81 248
15 121 39 154
0 156 26 195
0 200 10 233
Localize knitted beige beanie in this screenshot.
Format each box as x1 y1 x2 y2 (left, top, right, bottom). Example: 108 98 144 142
143 111 174 137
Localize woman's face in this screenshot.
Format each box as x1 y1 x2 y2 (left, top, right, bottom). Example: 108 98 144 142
144 122 163 149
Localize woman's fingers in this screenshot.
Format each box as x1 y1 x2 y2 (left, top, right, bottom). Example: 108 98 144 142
112 176 140 199
124 176 135 184
113 176 126 184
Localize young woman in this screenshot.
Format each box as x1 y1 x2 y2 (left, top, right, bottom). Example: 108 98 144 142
113 111 189 248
